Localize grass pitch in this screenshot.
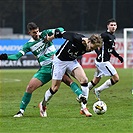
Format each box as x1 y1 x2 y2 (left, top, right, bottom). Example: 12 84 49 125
0 68 132 133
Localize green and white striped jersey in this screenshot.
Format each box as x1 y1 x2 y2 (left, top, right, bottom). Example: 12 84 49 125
8 27 64 66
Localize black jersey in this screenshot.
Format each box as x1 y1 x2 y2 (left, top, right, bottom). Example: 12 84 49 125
95 31 119 62
56 32 87 61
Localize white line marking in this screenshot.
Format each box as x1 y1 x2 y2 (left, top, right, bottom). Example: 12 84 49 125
0 78 21 83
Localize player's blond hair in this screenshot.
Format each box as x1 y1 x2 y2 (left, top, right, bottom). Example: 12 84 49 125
89 34 103 47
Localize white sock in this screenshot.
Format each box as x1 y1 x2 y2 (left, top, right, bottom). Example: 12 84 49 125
20 109 24 114
45 89 53 101
42 89 53 106
88 82 94 90
80 85 89 109
97 79 112 92
81 85 89 99
81 102 87 109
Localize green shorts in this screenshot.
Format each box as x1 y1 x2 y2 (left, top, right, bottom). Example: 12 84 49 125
33 63 52 84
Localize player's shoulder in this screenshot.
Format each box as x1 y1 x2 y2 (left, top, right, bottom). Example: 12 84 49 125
23 38 34 48
74 32 85 38
101 31 111 40
101 31 108 37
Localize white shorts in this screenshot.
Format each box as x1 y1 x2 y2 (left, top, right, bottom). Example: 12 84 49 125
52 55 81 80
94 60 117 77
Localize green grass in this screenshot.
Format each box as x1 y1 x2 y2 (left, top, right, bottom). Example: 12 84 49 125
0 68 132 133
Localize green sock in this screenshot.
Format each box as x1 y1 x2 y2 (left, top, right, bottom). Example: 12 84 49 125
70 82 82 96
20 92 32 111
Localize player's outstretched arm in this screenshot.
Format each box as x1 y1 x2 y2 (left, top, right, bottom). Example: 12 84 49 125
45 28 64 41
0 52 23 60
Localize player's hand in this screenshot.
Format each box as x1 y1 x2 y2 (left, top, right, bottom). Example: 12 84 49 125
118 55 123 63
0 53 8 60
54 29 62 38
43 34 54 43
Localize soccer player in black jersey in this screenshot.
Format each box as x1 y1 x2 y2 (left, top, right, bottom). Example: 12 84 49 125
41 31 102 117
87 18 123 101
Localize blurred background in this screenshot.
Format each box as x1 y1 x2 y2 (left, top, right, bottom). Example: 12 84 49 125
0 0 133 69
0 0 132 34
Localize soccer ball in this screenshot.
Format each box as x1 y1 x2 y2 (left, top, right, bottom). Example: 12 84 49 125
93 101 107 115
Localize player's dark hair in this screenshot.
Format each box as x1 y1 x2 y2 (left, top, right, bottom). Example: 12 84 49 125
107 18 117 25
27 22 38 31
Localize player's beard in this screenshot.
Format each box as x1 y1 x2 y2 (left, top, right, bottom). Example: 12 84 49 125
33 35 39 40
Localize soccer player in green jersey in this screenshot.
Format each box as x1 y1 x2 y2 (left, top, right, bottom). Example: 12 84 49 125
0 22 86 117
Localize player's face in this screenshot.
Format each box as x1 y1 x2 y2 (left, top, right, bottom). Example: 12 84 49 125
107 22 117 33
29 28 40 40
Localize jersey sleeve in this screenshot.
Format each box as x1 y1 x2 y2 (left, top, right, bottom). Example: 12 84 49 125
41 27 65 38
111 48 119 57
7 52 23 60
7 42 31 60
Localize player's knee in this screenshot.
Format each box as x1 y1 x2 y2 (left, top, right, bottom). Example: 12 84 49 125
26 84 36 93
80 77 88 84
